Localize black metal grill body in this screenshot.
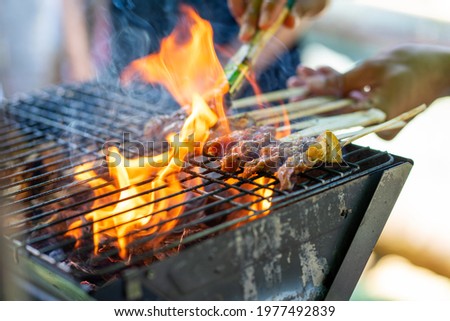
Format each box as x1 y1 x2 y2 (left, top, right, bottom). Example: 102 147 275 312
96 154 411 301
0 82 412 300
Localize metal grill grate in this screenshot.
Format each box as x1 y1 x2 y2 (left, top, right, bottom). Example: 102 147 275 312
1 82 394 289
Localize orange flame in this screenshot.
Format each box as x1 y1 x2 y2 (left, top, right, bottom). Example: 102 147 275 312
68 93 217 259
122 6 228 108
225 176 274 229
66 6 273 259
275 107 291 139
67 7 222 259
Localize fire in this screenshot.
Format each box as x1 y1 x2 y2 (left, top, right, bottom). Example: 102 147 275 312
251 177 274 216
67 93 216 259
66 5 273 259
226 176 275 229
121 5 229 130
275 107 291 139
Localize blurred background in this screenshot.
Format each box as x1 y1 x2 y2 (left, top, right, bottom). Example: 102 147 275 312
299 0 450 300
1 0 449 300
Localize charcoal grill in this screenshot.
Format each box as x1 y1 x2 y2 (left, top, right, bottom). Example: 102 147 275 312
0 82 413 300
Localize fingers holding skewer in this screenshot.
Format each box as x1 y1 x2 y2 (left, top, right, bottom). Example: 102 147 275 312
228 0 330 42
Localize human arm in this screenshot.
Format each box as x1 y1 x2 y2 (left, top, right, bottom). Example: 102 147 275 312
287 44 450 139
227 0 329 41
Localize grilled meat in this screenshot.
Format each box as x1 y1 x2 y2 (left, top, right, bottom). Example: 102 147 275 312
143 111 257 147
143 110 187 143
277 131 343 190
204 128 343 190
241 137 317 178
203 125 276 158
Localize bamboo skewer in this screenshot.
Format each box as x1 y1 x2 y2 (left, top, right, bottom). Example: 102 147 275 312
257 98 354 126
280 108 386 142
337 121 406 141
340 104 427 146
231 86 309 109
275 108 386 134
231 96 335 120
230 97 356 128
276 118 319 132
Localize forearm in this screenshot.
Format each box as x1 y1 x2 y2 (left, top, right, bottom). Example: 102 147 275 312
400 44 450 104
429 45 450 99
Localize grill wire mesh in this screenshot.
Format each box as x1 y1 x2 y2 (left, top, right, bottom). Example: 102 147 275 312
0 82 393 287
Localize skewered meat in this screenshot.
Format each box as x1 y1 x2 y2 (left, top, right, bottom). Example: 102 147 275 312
241 137 317 178
203 127 343 191
276 131 343 190
143 110 257 145
203 125 276 158
143 110 187 143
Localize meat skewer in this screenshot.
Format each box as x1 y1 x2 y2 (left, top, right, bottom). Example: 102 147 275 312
202 125 276 158
143 95 355 143
275 130 343 190
254 98 355 126
208 108 384 175
142 109 260 146
280 109 386 140
203 105 426 190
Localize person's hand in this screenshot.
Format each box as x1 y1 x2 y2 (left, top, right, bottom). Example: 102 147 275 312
287 44 450 139
228 0 329 42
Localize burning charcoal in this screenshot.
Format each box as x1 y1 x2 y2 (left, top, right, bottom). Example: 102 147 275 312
202 181 236 226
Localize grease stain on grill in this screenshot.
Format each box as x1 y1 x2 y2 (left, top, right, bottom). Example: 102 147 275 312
299 242 328 287
262 253 282 288
242 265 258 300
235 215 285 299
338 191 352 218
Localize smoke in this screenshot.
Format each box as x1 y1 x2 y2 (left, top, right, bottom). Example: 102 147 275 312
95 0 301 112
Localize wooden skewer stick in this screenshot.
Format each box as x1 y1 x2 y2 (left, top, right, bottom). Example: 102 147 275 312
257 98 354 126
231 86 309 109
340 104 427 146
276 118 319 132
231 96 334 120
275 108 387 133
280 108 386 142
337 120 406 141
230 96 353 123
